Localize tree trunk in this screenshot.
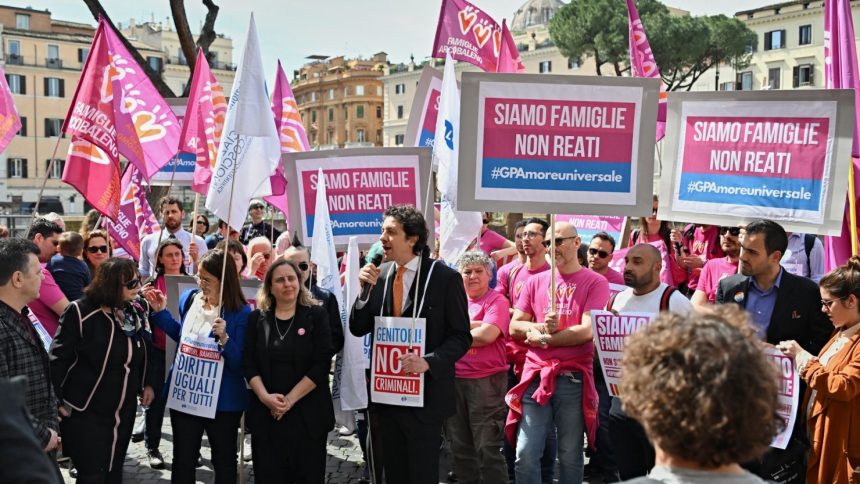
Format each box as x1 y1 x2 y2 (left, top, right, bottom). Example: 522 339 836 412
170 0 199 77
505 212 523 240
81 0 176 98
594 50 603 76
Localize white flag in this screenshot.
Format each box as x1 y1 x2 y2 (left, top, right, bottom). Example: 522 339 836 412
337 236 368 410
205 14 281 231
434 54 482 265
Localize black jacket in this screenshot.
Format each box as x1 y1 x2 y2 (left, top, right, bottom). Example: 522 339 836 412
312 284 345 353
349 256 472 421
0 377 60 484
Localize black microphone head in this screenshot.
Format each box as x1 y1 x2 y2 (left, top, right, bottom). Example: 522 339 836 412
371 253 383 267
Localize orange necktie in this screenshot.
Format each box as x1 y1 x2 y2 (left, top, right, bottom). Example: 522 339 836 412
393 265 407 317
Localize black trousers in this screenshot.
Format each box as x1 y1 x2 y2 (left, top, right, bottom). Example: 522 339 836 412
608 397 653 480
61 403 136 484
375 406 442 484
169 409 242 484
250 415 328 483
143 348 167 451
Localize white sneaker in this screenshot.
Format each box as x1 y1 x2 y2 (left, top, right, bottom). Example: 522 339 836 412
242 433 252 461
337 425 354 436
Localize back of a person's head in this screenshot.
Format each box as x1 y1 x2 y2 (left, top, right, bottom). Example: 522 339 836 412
58 232 84 258
619 305 783 468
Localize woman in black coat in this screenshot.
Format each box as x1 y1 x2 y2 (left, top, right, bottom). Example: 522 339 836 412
243 258 335 483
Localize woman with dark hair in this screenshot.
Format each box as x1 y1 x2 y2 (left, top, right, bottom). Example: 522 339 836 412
50 258 155 483
144 249 250 484
778 256 860 484
627 195 686 287
83 229 112 277
243 258 334 483
217 239 248 280
189 214 210 238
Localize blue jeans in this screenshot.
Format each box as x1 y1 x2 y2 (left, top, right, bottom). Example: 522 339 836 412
515 373 584 484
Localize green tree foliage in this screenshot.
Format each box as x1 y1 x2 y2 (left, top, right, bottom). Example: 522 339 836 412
548 0 757 91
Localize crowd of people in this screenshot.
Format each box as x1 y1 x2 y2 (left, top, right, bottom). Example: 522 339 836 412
1 196 860 484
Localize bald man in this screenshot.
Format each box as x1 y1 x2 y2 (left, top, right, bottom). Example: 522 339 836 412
509 221 610 483
605 243 692 480
283 245 344 353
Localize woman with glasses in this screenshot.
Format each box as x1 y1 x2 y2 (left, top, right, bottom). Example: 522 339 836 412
246 236 273 281
144 249 251 484
50 258 155 483
778 256 860 484
243 258 334 483
189 214 210 238
83 229 112 277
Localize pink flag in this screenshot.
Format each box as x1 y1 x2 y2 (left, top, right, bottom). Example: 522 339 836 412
0 64 21 153
626 0 666 141
496 20 525 74
62 137 121 220
63 18 180 182
264 60 310 219
107 166 160 261
432 0 502 72
823 0 860 270
179 49 227 195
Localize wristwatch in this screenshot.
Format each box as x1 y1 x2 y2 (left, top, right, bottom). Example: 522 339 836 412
539 334 548 348
219 334 230 347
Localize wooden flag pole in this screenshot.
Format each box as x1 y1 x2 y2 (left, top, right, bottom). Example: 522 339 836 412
190 193 200 243
29 136 65 231
155 156 182 252
217 141 242 312
851 162 859 256
550 214 556 313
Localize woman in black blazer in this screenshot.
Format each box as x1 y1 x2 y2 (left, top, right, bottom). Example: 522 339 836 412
243 258 335 483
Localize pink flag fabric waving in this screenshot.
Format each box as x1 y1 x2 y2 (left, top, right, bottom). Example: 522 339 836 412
433 0 503 72
626 0 666 141
179 49 227 195
62 137 121 220
0 64 21 154
264 60 310 219
62 18 180 182
107 166 161 261
823 0 860 270
496 20 525 74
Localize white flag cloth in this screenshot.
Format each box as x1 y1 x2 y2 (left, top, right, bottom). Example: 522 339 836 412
434 54 482 265
205 14 281 231
337 236 369 410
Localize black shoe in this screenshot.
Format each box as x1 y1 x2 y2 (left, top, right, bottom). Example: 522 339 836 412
69 467 78 479
447 470 458 482
147 449 165 470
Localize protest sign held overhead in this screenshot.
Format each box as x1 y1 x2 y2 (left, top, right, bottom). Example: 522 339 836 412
658 90 855 234
458 73 659 216
285 147 432 250
404 67 444 149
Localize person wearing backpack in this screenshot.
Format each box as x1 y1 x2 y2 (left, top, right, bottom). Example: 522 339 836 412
781 232 825 283
604 244 693 480
670 224 724 295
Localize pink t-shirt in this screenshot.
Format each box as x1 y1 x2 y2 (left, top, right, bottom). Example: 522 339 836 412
507 261 550 307
598 266 625 285
684 225 725 291
456 290 511 379
495 259 521 301
698 256 739 302
515 268 609 361
479 228 509 256
28 264 65 337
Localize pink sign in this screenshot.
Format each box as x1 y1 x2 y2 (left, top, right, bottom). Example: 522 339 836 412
432 0 502 73
555 214 626 244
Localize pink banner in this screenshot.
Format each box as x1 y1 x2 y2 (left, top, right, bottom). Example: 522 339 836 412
0 63 21 154
626 0 666 141
302 168 417 220
555 214 626 243
432 0 502 72
62 137 121 220
496 20 525 74
107 167 142 260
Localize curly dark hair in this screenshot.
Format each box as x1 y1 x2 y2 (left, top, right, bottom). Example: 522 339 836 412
384 204 428 256
619 305 783 468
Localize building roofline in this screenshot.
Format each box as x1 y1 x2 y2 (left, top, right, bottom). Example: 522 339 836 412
735 0 822 17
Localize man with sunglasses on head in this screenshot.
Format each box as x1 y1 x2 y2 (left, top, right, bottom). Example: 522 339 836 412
509 221 609 484
26 219 68 337
691 226 743 306
240 199 281 245
587 232 624 285
139 196 207 279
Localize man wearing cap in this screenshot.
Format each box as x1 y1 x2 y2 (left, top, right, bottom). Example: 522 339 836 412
240 200 281 244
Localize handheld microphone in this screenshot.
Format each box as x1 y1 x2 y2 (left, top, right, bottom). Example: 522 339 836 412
360 253 384 300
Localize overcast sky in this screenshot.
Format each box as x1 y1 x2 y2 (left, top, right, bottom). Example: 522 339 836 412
7 0 763 83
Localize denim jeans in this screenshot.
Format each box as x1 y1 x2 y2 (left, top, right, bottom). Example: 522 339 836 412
515 373 584 484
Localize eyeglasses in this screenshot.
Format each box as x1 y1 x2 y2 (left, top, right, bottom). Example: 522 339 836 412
722 227 741 236
522 231 544 240
821 296 848 309
298 261 310 271
87 245 109 254
588 247 611 259
542 236 577 248
250 205 265 210
124 278 141 290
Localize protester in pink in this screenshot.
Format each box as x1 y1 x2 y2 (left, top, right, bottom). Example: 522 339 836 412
508 221 609 484
495 219 528 299
628 196 687 286
587 232 625 285
26 219 68 336
691 226 742 306
477 212 516 263
671 224 725 293
447 251 510 484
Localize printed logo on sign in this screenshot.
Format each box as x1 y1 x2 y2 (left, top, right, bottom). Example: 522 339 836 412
445 120 455 150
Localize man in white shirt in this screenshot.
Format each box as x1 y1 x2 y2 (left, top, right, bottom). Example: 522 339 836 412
605 243 693 480
138 196 207 278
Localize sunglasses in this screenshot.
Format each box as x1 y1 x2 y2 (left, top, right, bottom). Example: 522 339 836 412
298 261 310 271
722 227 741 236
542 236 577 248
821 296 848 309
250 205 265 210
588 247 611 259
87 245 109 254
124 278 141 290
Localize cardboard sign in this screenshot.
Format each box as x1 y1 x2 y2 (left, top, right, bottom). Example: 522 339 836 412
766 347 799 450
592 310 655 396
370 316 426 407
658 90 855 235
556 214 627 245
458 73 658 216
285 148 433 250
404 67 444 149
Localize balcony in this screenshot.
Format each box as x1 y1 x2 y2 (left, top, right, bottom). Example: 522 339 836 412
6 54 23 65
45 58 62 69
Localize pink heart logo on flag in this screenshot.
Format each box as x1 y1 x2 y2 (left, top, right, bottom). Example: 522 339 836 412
492 29 502 57
458 10 477 34
633 30 647 46
472 23 491 47
132 111 167 142
70 139 111 165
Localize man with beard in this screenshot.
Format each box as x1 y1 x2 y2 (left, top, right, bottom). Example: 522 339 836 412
691 226 743 306
139 196 208 278
605 243 693 480
496 218 549 309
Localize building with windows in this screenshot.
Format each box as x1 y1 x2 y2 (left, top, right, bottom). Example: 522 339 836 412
291 53 387 149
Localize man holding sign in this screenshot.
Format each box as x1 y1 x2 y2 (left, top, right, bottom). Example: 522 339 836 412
349 204 471 484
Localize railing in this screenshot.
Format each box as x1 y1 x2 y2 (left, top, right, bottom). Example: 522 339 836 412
45 57 62 69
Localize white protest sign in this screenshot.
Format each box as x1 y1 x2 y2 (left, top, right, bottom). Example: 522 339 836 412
765 347 799 450
370 316 426 407
592 310 656 396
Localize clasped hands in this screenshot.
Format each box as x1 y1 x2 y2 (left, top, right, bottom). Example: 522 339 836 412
264 393 294 420
526 311 559 347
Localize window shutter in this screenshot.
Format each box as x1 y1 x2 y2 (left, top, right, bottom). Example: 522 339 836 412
20 76 25 95
44 118 50 137
18 117 26 136
736 72 743 90
22 160 27 178
6 159 10 177
764 32 772 50
77 48 83 62
780 29 786 48
793 66 800 87
43 77 48 95
809 67 815 86
59 79 65 97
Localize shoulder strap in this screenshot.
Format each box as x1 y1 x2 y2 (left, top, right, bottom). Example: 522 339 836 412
606 292 619 312
659 285 676 312
631 229 640 246
804 234 816 277
181 288 199 319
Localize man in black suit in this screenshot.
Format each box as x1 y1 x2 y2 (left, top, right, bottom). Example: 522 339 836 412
350 204 472 484
716 219 832 483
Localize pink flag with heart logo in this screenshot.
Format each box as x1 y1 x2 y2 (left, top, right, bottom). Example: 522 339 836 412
107 166 161 260
62 18 179 182
496 19 525 74
0 64 21 154
432 0 502 73
264 60 310 220
180 49 227 195
626 0 666 141
62 137 121 220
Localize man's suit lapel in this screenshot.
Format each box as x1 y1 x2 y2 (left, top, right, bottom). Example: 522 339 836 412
401 258 430 318
382 263 396 317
